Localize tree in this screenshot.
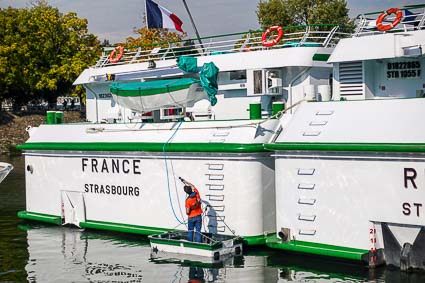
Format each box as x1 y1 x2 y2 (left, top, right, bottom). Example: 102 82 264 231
122 15 188 59
256 0 352 30
0 7 33 108
0 1 100 109
125 27 186 48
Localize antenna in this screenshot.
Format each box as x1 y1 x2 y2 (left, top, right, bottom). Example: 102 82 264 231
182 0 205 54
144 0 148 27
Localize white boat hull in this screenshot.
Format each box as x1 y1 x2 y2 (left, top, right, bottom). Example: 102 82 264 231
19 120 279 245
269 99 425 265
149 232 243 262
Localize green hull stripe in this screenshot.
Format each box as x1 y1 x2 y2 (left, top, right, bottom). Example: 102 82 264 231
18 212 265 247
80 220 170 235
17 142 266 153
82 220 259 246
17 211 62 225
312 53 330 61
266 236 368 261
242 234 267 246
265 142 425 153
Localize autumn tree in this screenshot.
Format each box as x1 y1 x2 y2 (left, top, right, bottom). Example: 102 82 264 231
0 1 100 108
122 18 195 58
256 0 352 30
125 27 186 48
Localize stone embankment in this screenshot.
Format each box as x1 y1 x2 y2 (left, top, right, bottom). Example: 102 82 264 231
0 111 85 154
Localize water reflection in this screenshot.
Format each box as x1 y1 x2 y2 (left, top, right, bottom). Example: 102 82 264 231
22 224 384 282
23 225 255 282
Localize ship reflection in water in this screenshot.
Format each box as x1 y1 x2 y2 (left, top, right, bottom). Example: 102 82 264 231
19 224 425 283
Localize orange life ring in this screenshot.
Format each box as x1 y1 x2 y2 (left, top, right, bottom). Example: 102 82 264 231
109 46 124 63
261 26 284 47
376 8 403 31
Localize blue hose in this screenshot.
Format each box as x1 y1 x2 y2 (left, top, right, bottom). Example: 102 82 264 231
163 121 186 225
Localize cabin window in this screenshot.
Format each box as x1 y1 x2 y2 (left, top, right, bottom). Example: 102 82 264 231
253 70 263 94
218 70 247 83
229 70 246 80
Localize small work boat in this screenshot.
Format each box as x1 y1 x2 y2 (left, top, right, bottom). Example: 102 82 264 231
149 231 243 263
0 162 13 185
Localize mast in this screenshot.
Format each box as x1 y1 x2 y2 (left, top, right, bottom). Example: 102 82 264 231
145 0 148 27
181 0 205 53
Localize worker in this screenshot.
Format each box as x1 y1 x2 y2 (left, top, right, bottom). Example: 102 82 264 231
181 178 202 243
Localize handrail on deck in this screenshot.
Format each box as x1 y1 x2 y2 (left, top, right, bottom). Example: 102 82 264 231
94 24 344 68
354 4 425 36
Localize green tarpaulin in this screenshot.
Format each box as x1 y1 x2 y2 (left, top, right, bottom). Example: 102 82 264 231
199 62 219 106
177 56 198 73
177 56 219 106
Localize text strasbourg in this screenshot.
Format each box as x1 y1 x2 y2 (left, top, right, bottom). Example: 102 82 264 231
84 183 140 196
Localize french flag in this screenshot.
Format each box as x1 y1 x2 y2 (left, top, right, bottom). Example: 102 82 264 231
146 0 184 33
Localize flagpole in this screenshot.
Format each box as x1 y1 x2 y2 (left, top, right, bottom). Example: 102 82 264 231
181 0 205 54
145 0 148 27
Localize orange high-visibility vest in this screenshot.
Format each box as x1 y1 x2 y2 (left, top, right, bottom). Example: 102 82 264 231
185 187 202 218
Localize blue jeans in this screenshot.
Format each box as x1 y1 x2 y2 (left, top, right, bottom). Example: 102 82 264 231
188 215 202 243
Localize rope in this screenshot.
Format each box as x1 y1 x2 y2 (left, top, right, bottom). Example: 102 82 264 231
163 121 186 225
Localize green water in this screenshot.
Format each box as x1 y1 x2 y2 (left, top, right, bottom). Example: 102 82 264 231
1 155 425 282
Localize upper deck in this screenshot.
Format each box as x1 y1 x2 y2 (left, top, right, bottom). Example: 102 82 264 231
329 4 425 63
74 24 348 85
353 4 425 37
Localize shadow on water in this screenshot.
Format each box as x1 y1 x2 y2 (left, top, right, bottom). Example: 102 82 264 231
3 155 425 282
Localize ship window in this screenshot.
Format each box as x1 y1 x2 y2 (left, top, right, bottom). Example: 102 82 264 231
253 70 262 94
229 70 246 80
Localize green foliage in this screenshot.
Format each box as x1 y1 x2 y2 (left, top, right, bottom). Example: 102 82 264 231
256 0 353 30
125 27 186 48
0 2 100 107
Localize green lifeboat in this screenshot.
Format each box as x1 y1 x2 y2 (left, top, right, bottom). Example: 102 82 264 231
110 78 207 112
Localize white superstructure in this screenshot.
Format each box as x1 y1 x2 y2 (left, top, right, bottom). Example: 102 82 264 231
18 24 344 245
267 4 425 270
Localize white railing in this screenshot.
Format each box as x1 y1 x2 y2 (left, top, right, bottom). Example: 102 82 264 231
94 24 348 68
354 4 425 37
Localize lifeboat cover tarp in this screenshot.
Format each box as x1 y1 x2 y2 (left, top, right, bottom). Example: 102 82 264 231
199 62 219 106
177 56 198 73
110 78 207 112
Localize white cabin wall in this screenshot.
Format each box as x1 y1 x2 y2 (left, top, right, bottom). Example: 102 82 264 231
284 74 316 106
212 90 259 120
364 60 376 99
85 84 118 122
371 57 424 98
332 63 340 101
280 67 334 106
308 67 331 86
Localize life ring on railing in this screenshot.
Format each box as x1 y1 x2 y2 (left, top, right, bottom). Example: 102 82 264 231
243 45 252 52
261 26 284 47
376 8 403 31
109 46 124 63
